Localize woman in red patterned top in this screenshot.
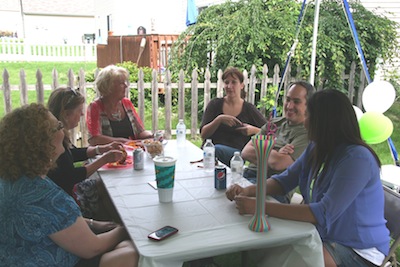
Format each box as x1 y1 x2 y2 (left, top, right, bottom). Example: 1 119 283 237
86 65 153 145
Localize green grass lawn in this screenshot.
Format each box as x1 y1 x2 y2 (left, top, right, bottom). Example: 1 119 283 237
0 61 97 85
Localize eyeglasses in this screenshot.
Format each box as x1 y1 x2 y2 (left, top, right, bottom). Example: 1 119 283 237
52 121 64 132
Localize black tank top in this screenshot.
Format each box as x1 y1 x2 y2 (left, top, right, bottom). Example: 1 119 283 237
109 115 134 139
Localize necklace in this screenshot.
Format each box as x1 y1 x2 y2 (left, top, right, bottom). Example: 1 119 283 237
101 98 122 121
111 109 122 121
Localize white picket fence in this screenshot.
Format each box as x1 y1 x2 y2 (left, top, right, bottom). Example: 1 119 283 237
0 38 96 62
2 64 367 147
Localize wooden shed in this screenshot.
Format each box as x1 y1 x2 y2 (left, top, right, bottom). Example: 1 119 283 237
96 34 180 70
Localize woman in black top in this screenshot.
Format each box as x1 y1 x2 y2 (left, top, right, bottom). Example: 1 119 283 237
200 67 267 166
47 87 124 221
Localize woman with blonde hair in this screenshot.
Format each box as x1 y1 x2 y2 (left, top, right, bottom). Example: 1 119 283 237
0 103 138 267
87 65 153 145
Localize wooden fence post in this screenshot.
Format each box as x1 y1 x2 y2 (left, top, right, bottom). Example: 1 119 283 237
191 69 199 139
248 65 257 105
178 69 185 121
151 69 159 133
94 68 100 98
67 69 75 88
260 64 269 116
35 69 44 104
164 69 172 140
204 68 211 102
2 69 12 113
20 69 28 105
51 68 60 90
66 69 78 146
217 69 223 96
138 68 145 123
272 64 280 86
79 68 89 147
242 69 248 100
52 68 59 90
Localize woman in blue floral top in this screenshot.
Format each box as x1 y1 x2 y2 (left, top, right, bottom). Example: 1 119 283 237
0 104 138 267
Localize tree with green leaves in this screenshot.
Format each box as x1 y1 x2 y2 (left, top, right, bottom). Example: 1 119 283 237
170 0 399 92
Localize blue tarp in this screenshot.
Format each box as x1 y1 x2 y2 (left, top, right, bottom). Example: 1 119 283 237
186 0 198 26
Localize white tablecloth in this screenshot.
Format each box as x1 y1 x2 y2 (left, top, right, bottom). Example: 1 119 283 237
97 140 323 267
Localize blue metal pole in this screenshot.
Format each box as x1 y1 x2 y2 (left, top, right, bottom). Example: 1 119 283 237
342 0 372 83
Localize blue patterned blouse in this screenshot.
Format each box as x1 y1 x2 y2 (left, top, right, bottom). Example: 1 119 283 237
0 175 81 266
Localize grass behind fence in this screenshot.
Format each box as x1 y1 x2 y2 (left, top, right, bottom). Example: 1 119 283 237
0 61 97 85
0 90 52 117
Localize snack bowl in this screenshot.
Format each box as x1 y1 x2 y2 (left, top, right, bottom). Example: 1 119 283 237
142 139 164 158
124 140 143 150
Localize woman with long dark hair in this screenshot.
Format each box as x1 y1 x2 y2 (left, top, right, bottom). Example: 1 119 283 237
227 89 389 267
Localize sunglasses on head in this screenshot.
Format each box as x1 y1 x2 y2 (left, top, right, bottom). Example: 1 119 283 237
65 87 79 106
69 87 78 95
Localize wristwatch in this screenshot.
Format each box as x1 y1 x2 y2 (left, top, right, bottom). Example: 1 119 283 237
95 145 100 155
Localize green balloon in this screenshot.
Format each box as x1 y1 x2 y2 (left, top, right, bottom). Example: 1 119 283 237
359 112 393 144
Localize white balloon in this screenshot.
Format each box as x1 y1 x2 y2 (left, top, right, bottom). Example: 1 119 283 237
353 105 363 120
362 81 396 113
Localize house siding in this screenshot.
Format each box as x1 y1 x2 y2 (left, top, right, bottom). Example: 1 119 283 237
359 0 400 24
95 0 186 42
22 0 94 16
0 0 94 43
23 16 95 43
0 0 21 35
359 0 400 75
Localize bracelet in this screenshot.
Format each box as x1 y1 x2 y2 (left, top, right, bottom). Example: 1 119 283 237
95 145 100 155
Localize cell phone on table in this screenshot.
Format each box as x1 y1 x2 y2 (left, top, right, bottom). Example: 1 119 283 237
148 225 179 241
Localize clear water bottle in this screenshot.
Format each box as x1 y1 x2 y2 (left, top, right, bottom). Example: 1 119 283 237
176 119 186 147
203 139 215 173
230 151 244 184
